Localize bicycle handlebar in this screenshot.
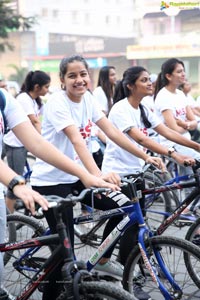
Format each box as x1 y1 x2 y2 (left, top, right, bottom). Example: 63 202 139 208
44 187 111 207
192 159 200 171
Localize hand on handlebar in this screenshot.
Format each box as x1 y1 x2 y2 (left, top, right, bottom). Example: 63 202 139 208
145 156 166 172
81 173 121 191
172 152 196 166
12 185 49 215
100 172 121 186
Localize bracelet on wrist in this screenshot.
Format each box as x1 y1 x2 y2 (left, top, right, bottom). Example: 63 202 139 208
168 147 176 157
8 175 26 191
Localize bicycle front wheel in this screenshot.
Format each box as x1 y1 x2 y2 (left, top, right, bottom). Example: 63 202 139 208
4 214 51 300
123 236 200 299
185 217 200 247
144 171 179 229
56 281 136 300
185 217 200 287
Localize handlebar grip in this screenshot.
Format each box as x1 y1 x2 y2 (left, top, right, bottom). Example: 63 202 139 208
184 161 191 167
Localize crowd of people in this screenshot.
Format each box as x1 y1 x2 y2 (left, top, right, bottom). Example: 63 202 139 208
1 56 200 300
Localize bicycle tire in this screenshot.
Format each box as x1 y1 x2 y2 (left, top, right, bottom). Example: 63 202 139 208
123 235 200 299
185 216 200 287
3 214 51 300
56 281 136 300
185 217 200 246
144 171 179 228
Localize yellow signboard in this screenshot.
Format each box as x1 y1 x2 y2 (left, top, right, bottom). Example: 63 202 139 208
126 43 200 59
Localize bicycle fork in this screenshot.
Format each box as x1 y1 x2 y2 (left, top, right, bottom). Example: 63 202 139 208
138 227 182 300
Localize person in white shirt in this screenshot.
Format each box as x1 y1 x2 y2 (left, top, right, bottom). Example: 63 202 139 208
3 70 51 212
154 58 198 148
93 66 117 156
93 66 117 116
179 79 200 141
103 66 199 175
154 58 200 214
0 87 120 300
30 55 166 292
141 73 159 142
101 65 200 300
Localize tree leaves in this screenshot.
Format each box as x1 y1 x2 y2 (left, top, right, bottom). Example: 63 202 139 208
0 0 36 52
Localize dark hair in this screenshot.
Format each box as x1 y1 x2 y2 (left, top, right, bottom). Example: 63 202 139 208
20 70 50 108
59 55 89 83
97 66 115 112
154 58 185 99
113 66 151 128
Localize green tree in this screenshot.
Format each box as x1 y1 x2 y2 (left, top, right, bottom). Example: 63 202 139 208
0 0 35 52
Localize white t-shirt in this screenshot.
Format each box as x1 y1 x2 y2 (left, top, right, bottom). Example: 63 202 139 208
196 96 200 105
154 87 191 147
3 92 40 147
141 95 160 139
93 86 111 115
31 90 104 186
186 94 197 107
0 88 28 198
101 98 161 175
185 94 200 123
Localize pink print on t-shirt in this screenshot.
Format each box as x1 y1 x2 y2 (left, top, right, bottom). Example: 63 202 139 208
80 119 93 139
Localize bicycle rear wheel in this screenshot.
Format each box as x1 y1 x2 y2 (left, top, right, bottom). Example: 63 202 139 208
56 281 136 300
4 214 50 300
144 171 179 229
123 236 200 299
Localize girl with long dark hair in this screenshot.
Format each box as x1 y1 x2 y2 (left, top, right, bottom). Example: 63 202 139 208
4 70 51 212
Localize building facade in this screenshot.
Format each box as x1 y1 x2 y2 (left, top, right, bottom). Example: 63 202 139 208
0 0 200 93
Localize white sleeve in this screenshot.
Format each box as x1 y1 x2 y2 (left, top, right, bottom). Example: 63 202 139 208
108 103 135 132
155 91 172 113
3 89 28 129
44 94 75 133
17 94 36 115
143 105 162 128
91 96 105 123
93 87 108 113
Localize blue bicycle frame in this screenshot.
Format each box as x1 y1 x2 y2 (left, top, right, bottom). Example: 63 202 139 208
73 181 182 300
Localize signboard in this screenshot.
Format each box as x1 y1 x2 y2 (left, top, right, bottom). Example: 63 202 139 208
33 58 107 72
127 43 200 59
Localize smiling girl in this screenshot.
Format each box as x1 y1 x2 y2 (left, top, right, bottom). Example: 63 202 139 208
154 58 197 145
30 56 166 295
4 70 51 212
101 65 200 300
154 58 200 215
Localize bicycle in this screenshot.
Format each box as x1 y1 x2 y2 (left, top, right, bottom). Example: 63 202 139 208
72 162 198 257
72 162 200 295
3 184 200 299
2 188 136 300
10 162 199 263
163 157 200 209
